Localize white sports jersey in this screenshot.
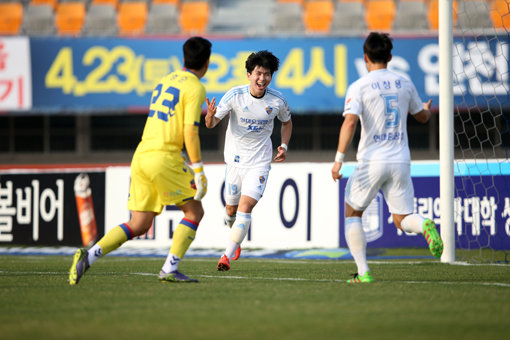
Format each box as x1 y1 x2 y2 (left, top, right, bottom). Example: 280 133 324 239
343 69 423 163
215 85 291 167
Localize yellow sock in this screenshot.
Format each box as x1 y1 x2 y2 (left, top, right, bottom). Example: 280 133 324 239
97 224 132 256
169 219 198 259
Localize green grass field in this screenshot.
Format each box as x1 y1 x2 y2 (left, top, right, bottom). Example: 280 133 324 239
1 253 510 340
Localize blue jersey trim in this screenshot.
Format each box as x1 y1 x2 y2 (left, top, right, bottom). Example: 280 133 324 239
222 86 249 103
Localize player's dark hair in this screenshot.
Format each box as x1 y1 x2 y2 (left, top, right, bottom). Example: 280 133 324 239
363 32 393 64
245 50 280 75
183 36 212 70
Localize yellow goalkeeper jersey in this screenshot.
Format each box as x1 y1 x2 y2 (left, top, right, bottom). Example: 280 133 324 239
136 69 205 154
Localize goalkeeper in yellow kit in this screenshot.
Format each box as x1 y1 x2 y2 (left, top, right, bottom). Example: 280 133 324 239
69 37 212 284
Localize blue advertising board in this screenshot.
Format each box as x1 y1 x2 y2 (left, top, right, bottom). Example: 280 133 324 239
29 35 510 113
338 162 510 250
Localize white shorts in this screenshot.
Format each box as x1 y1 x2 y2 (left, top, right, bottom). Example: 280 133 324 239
345 162 414 215
224 164 270 206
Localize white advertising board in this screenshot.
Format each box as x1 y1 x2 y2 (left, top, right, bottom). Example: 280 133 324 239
105 163 341 250
0 37 32 110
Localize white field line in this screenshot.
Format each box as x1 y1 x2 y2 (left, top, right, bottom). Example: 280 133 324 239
139 272 510 287
1 270 509 287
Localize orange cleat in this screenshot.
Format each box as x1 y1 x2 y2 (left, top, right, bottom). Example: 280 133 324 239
217 254 230 271
232 246 241 261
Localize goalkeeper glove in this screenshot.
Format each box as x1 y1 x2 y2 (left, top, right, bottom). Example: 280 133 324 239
191 162 207 201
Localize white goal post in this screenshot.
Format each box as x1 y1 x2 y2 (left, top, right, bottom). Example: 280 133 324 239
439 0 455 263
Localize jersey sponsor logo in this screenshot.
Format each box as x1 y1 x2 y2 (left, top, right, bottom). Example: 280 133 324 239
373 132 403 143
248 124 262 132
265 106 273 115
164 189 183 197
234 155 240 163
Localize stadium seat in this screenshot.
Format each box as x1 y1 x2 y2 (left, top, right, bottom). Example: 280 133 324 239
22 3 55 36
331 0 366 33
457 0 493 29
152 0 180 4
271 2 305 33
490 0 510 29
55 2 86 35
393 0 429 31
31 0 58 11
82 3 118 36
428 0 458 30
365 0 396 31
303 0 335 33
117 2 147 36
179 1 209 34
145 3 180 35
91 0 119 9
277 0 304 4
208 0 272 35
0 2 23 35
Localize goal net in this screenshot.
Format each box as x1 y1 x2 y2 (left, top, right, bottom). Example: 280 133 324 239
450 0 510 262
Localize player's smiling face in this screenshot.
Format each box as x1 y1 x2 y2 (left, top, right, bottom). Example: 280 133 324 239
248 65 272 98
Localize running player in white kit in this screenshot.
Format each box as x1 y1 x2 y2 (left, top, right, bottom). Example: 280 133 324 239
206 50 292 271
331 32 443 283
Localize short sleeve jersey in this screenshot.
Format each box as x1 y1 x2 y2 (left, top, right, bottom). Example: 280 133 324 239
136 69 205 154
215 85 291 167
343 69 423 163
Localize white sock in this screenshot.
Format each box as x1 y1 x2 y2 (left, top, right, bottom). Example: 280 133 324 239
87 244 103 266
224 211 236 228
345 217 369 276
401 214 425 234
224 240 240 259
162 254 181 273
225 212 251 258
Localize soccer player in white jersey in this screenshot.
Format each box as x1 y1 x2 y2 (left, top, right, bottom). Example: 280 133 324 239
331 32 443 283
205 50 293 271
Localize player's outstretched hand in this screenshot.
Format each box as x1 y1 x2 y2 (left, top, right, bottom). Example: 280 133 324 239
274 146 287 162
206 97 216 116
331 162 343 182
205 97 217 128
191 162 207 200
424 99 432 110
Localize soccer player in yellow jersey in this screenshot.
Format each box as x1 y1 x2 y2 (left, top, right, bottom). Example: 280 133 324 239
69 37 212 284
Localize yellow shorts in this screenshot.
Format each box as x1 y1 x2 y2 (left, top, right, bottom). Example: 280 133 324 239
127 150 196 214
